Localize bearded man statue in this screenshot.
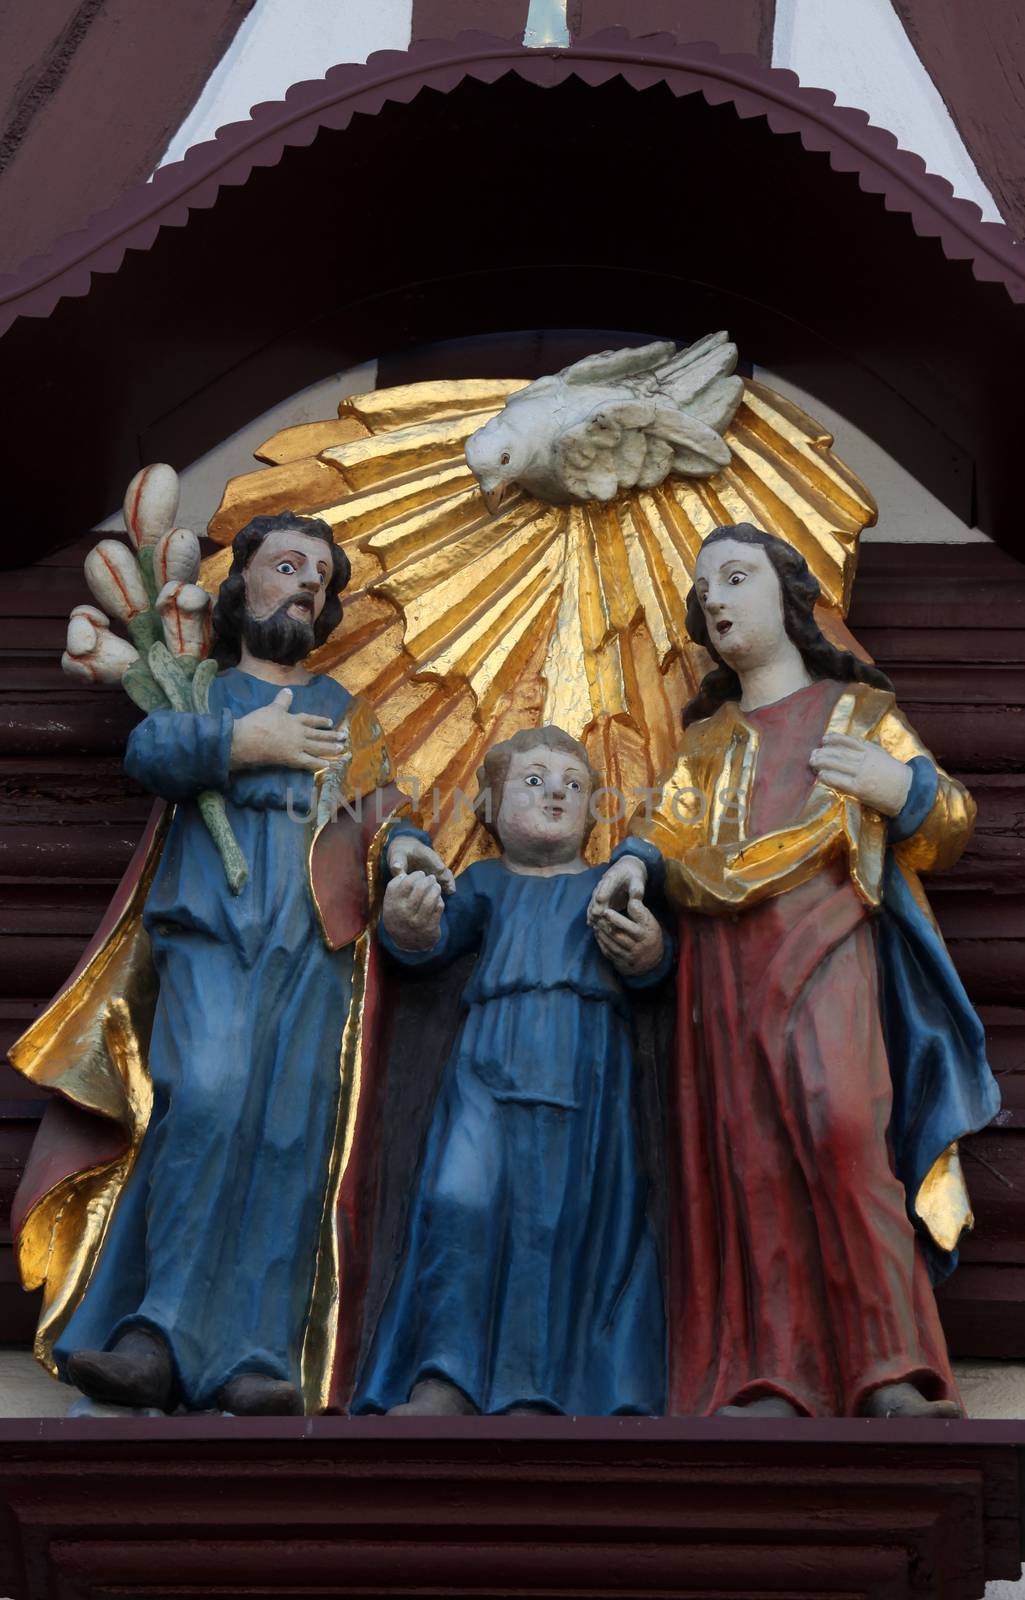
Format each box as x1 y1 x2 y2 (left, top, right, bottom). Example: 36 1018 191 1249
11 511 414 1415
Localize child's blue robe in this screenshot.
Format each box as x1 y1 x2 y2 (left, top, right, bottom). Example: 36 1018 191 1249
353 837 669 1417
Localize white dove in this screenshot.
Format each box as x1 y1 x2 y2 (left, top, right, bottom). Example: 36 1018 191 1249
465 330 744 513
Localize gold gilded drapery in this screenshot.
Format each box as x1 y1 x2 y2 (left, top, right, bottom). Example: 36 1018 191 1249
625 681 977 1254
12 813 168 1374
203 376 876 868
628 687 976 919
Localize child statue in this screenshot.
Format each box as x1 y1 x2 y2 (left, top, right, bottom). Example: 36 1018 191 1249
591 523 1000 1420
353 726 671 1417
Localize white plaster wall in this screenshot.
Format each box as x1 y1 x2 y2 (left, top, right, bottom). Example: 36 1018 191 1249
97 360 378 534
158 0 412 169
772 0 1002 225
752 366 991 545
96 355 991 547
523 0 571 48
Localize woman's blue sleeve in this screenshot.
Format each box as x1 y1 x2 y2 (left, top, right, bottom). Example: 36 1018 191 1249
888 755 939 843
610 836 666 898
124 709 233 801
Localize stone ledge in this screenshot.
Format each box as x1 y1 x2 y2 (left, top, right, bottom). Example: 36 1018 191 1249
0 1417 1022 1599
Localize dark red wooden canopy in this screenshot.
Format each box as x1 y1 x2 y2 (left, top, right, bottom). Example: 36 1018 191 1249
0 29 1023 565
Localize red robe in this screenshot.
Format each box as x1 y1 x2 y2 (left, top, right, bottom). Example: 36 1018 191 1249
664 681 957 1417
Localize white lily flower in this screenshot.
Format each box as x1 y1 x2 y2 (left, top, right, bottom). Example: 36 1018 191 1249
156 581 212 658
153 526 201 588
84 539 150 623
123 463 181 549
62 604 139 684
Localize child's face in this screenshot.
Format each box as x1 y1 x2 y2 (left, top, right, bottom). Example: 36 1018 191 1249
495 746 592 866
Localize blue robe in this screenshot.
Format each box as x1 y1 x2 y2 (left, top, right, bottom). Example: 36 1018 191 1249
353 837 669 1417
55 668 354 1409
879 757 1001 1279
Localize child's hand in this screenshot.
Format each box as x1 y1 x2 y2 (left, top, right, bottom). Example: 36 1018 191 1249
587 855 647 926
592 900 664 978
382 870 445 951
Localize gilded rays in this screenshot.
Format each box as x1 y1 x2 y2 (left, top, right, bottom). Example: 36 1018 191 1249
204 376 876 866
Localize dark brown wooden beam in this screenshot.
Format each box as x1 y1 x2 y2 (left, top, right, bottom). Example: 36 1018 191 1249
412 0 530 41
891 0 1025 239
0 0 255 274
578 0 775 57
0 1417 1021 1598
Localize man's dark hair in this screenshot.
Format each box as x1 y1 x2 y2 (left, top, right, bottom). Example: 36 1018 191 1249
211 511 351 667
682 523 893 728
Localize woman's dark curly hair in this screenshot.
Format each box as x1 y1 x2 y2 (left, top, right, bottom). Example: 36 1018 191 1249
682 523 892 728
211 510 351 667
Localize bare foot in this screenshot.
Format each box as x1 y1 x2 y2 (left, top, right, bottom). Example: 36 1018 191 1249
67 1329 173 1411
862 1382 961 1419
387 1378 478 1416
716 1395 802 1418
216 1374 303 1415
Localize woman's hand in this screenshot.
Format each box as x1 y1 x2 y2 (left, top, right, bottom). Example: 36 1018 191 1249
382 870 445 951
592 900 665 978
230 688 346 772
587 854 647 927
809 732 912 817
386 835 455 895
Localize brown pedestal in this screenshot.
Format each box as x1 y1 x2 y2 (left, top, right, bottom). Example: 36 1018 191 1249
0 1417 1021 1599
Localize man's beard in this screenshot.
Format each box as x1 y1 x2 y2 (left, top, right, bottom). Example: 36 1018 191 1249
241 599 316 666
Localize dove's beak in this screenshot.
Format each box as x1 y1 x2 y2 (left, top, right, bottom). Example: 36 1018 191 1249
482 482 508 516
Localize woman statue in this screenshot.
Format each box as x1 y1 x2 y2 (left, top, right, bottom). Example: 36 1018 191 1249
590 524 999 1420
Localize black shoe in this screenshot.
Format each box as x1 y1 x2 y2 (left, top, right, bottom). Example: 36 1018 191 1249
216 1374 303 1415
67 1329 174 1410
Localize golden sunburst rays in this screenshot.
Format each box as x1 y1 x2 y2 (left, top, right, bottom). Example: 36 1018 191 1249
203 374 876 866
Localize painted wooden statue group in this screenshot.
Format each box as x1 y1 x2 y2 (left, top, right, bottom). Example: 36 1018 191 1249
20 509 1000 1420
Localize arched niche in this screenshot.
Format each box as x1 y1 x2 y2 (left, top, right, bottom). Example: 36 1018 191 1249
0 31 1022 562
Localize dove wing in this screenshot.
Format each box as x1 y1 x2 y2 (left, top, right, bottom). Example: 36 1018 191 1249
558 341 677 387
655 335 744 434
656 329 732 378
658 340 736 402
647 404 733 476
555 399 657 500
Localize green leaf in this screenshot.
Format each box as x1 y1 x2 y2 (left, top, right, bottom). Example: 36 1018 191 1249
127 610 161 653
147 641 192 712
136 545 161 607
122 660 171 713
197 789 248 895
191 657 219 712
